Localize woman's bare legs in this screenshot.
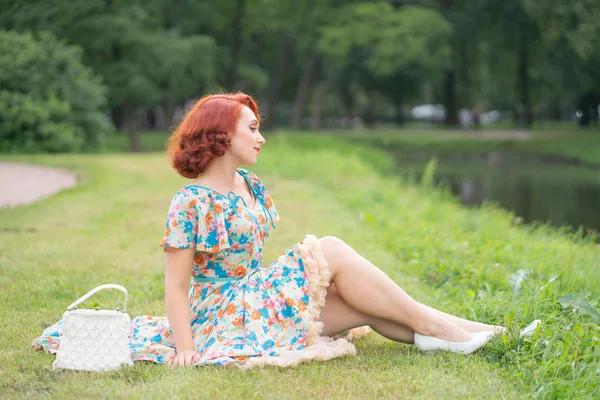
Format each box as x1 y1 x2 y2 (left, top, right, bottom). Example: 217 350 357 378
319 284 415 343
319 285 503 342
317 236 500 342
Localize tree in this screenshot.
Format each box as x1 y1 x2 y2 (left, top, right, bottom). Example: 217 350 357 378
472 0 541 127
0 30 112 152
319 2 452 125
524 0 600 61
132 31 217 126
287 0 350 130
525 0 600 125
2 0 217 150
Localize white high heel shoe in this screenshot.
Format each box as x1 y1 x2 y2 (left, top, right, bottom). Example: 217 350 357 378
414 331 495 354
519 320 541 338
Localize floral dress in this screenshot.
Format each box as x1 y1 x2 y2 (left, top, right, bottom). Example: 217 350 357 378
33 169 368 368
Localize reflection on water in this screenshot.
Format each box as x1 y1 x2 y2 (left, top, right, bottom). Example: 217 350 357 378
396 160 600 233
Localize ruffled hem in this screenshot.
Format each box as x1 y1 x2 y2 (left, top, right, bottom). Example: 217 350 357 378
333 325 371 342
237 336 355 369
236 234 367 369
297 234 370 344
298 234 331 346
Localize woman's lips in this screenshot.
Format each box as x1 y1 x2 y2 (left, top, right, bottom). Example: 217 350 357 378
254 147 260 154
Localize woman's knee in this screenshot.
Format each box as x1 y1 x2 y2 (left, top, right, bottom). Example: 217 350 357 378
319 236 356 275
319 236 348 258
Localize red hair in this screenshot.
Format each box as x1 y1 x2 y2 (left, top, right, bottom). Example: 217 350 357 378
167 92 261 178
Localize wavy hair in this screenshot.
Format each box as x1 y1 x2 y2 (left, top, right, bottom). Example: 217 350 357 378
167 93 260 178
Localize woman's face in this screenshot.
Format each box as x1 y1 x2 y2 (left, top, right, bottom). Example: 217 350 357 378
229 105 265 165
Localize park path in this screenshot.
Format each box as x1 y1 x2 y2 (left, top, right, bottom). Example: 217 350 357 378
0 162 77 208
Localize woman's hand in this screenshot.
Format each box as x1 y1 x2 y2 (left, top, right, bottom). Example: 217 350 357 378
168 350 201 367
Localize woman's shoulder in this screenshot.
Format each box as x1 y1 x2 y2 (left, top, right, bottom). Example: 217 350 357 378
168 185 217 210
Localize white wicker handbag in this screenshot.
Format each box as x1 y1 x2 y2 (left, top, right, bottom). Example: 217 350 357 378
53 284 134 372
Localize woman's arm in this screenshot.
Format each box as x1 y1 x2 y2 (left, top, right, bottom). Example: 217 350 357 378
164 247 199 365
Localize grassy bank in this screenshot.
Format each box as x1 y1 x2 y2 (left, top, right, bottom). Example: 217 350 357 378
103 126 600 168
1 136 599 398
343 130 600 167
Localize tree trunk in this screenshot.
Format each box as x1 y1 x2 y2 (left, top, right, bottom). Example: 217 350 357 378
252 33 262 61
128 130 141 152
363 90 377 128
394 98 404 125
311 79 331 130
111 105 126 130
262 32 294 131
441 0 458 126
163 103 175 129
443 69 459 126
517 40 533 127
107 0 124 128
290 53 319 130
227 0 245 90
340 71 355 120
456 39 470 109
126 111 141 152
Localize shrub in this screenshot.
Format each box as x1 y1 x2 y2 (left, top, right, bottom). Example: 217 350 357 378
0 30 113 152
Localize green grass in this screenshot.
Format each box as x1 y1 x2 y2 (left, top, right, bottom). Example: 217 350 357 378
342 129 600 167
1 136 599 398
106 125 600 168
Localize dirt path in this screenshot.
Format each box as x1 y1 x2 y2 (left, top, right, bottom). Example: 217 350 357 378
0 162 77 208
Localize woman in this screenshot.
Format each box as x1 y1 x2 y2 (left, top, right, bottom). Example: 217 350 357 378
33 93 539 368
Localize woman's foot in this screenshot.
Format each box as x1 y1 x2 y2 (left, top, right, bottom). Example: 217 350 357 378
414 331 495 354
519 320 541 338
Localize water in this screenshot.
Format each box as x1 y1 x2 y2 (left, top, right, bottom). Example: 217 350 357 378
392 153 600 233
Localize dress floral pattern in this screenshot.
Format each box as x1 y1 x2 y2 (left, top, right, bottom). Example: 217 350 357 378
33 169 368 368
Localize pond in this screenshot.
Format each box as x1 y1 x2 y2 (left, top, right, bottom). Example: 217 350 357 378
390 150 600 234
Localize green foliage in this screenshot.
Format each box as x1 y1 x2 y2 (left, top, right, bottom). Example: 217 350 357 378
2 0 218 116
525 0 600 61
319 3 451 80
0 30 112 152
0 0 599 147
130 30 217 107
1 0 597 132
557 294 600 322
0 91 80 152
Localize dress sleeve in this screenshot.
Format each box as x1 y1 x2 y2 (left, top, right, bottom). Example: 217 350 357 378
242 169 280 226
160 189 231 253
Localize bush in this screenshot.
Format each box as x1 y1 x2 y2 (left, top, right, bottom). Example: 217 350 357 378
0 30 113 152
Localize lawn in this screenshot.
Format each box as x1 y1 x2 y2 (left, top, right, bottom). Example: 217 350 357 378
1 135 599 398
341 128 600 167
103 123 600 168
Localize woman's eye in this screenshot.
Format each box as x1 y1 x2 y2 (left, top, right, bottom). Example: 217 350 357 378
250 126 257 132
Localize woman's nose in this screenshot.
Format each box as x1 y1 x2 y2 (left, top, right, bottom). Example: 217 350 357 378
257 132 266 145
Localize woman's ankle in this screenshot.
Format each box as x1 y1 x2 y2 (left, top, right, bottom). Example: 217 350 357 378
417 318 473 343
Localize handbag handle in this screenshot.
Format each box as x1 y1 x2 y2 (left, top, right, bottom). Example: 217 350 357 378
67 284 128 312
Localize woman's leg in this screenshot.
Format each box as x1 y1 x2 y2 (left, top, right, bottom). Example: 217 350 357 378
319 236 484 343
319 285 415 343
424 305 505 334
319 285 502 342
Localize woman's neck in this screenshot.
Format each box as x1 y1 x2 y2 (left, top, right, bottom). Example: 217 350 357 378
194 157 239 191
